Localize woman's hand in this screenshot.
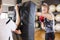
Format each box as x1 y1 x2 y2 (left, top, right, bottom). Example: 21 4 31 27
15 4 18 11
14 30 22 34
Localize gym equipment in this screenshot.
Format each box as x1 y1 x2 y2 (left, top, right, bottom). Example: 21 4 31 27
56 4 60 12
49 5 56 12
55 14 60 21
35 16 38 21
35 22 39 28
55 24 60 32
20 1 36 40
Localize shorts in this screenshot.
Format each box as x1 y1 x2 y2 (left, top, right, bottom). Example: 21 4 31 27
45 32 55 40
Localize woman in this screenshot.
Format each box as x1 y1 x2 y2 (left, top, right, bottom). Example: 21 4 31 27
12 4 22 40
39 3 55 40
0 0 17 40
14 4 21 34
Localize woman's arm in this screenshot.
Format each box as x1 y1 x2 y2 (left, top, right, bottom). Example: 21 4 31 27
15 4 20 26
36 12 51 19
36 12 45 30
41 22 45 30
14 4 21 34
36 12 41 16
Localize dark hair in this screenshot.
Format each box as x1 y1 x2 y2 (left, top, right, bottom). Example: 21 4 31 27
0 0 2 8
16 0 22 4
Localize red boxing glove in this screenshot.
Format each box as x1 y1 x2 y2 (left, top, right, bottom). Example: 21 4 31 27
39 16 44 22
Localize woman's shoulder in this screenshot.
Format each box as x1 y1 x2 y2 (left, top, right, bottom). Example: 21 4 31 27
46 13 54 20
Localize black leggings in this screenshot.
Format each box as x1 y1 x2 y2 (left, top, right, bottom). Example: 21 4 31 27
45 32 55 40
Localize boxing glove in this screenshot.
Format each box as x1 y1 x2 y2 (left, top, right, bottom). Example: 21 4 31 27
39 16 44 22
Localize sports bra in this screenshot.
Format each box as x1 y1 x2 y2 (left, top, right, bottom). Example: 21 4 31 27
44 18 54 33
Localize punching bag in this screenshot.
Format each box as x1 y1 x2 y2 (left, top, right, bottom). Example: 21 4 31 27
20 1 36 40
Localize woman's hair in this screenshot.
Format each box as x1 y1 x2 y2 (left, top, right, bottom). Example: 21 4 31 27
41 3 49 10
0 0 2 8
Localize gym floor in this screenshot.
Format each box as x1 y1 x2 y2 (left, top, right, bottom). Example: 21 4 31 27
35 30 60 40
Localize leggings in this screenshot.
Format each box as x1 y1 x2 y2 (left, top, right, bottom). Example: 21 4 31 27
45 32 55 40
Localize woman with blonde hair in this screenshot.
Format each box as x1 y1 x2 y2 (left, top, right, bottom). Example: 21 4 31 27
39 3 55 40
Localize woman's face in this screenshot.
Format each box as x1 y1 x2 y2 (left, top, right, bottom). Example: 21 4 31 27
41 6 48 14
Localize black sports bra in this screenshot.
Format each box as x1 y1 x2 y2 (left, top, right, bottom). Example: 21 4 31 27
44 18 53 28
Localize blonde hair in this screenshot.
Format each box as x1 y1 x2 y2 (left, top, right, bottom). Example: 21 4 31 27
41 3 49 13
41 3 49 10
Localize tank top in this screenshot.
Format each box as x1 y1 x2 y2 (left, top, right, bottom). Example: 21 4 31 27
44 18 54 33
